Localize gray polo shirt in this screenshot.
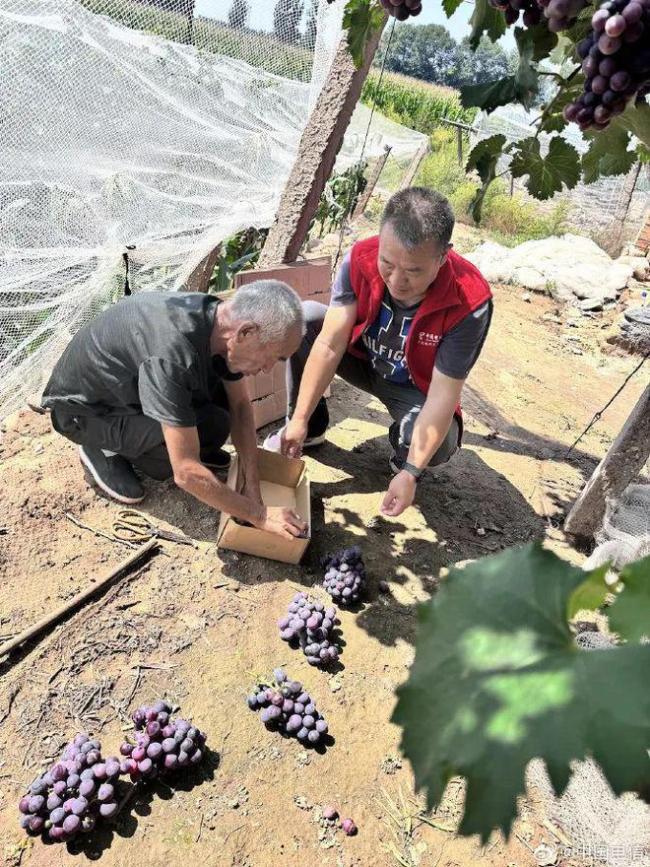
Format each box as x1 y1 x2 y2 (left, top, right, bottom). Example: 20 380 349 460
42 292 241 427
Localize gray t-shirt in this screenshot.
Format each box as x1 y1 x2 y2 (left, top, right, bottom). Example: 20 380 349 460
42 292 241 427
331 251 492 382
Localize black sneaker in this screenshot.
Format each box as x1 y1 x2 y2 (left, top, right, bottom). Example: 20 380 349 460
201 447 231 470
79 446 145 504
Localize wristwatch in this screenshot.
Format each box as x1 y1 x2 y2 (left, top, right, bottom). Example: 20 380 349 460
402 461 424 482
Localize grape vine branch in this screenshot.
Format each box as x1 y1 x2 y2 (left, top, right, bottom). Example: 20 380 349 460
336 0 650 221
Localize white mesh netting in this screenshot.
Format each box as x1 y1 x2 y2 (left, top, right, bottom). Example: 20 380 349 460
0 0 425 420
471 104 650 247
528 456 650 867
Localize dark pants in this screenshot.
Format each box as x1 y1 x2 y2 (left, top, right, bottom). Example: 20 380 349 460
288 301 459 467
51 401 230 481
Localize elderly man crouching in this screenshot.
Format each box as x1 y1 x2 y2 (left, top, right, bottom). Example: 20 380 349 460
264 187 493 517
42 281 307 540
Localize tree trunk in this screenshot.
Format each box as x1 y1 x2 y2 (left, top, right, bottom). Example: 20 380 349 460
258 13 387 268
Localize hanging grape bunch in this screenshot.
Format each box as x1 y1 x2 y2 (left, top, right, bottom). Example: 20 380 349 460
17 734 122 843
565 0 650 129
322 546 366 605
379 0 423 19
120 700 207 779
488 0 544 27
247 669 330 747
278 592 342 667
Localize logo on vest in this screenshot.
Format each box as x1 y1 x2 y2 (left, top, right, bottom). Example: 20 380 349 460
417 332 441 346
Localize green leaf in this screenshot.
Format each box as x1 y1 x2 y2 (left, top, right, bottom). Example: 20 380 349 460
465 134 506 222
510 135 580 199
582 123 636 184
567 564 611 620
618 98 650 151
538 76 584 135
609 556 650 643
442 0 464 17
392 543 650 842
468 0 506 50
526 23 558 62
461 27 539 113
343 0 385 70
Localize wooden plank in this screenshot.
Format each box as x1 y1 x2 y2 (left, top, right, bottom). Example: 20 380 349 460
564 384 650 539
352 145 392 219
258 13 387 268
399 140 430 190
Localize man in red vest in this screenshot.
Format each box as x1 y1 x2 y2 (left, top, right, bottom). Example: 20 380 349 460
264 187 493 517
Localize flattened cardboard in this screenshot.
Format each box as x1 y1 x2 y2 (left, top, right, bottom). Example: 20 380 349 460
217 447 310 564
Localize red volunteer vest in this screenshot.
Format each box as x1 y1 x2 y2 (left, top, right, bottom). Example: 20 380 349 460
348 236 493 438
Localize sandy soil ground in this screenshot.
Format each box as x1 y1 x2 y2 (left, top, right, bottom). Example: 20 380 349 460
0 223 647 867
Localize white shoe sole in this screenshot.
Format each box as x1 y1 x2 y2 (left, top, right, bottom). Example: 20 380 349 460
79 447 145 505
263 429 327 452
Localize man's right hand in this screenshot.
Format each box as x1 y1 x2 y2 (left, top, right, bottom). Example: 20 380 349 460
281 417 308 459
256 505 308 540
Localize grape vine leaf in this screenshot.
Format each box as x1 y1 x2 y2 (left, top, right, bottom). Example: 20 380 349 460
343 0 385 70
392 543 650 842
526 23 558 62
567 563 611 620
442 0 464 18
468 0 506 50
465 134 506 222
609 556 650 643
618 99 650 152
582 124 636 184
461 27 539 113
510 135 580 199
538 77 585 135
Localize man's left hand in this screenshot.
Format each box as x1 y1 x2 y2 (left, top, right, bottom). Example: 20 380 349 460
243 479 263 507
380 470 417 517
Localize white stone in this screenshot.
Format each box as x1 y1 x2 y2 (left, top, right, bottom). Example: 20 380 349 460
466 234 634 304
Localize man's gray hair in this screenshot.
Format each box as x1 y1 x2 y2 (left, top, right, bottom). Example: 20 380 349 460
228 279 305 343
381 187 455 249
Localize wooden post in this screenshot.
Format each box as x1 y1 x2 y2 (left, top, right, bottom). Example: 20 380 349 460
399 140 430 191
258 14 387 268
352 145 392 219
564 384 650 539
183 244 221 293
613 162 642 255
456 126 463 166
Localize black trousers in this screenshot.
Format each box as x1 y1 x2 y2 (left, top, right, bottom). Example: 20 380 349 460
51 401 230 481
287 301 459 466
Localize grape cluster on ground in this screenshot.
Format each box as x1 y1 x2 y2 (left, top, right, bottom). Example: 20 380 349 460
121 700 207 779
322 546 366 605
17 734 121 843
247 669 330 747
278 592 342 666
18 700 207 845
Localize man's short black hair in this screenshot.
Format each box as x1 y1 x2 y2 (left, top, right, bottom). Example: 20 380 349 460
380 187 455 250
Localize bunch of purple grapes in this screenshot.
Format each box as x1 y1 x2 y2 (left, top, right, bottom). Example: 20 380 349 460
322 546 366 605
278 592 341 667
18 734 122 843
247 669 329 747
120 700 206 780
565 0 650 130
488 0 544 27
379 0 423 19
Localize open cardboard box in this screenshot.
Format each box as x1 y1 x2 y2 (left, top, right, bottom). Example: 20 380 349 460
217 447 310 564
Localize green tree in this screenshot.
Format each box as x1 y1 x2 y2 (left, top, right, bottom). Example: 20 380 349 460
273 0 304 45
227 0 250 29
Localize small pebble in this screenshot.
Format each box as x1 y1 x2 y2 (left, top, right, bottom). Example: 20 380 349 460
341 817 357 836
322 805 338 821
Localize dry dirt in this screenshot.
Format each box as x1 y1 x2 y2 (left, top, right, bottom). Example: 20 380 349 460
0 224 647 867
